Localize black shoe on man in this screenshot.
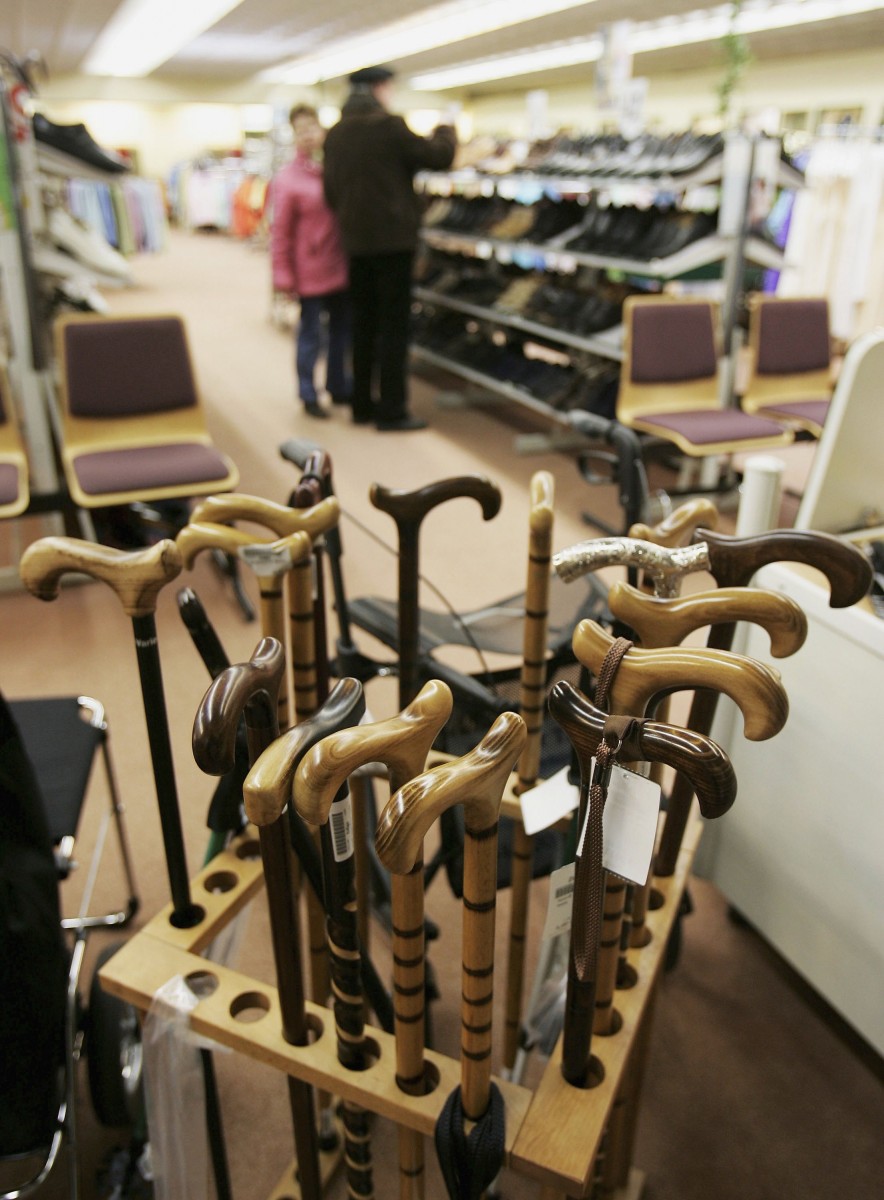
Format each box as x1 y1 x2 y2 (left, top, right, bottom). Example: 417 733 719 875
376 416 428 432
303 402 329 420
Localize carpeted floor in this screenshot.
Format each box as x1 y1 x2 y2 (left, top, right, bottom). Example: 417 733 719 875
1 229 881 1200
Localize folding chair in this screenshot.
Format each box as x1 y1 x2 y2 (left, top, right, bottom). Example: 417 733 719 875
742 295 832 437
0 359 29 519
618 295 794 457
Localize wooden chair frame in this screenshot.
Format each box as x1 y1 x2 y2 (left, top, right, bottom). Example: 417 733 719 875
0 359 30 519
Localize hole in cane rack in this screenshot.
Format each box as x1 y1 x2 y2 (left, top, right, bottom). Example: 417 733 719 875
570 1056 605 1090
230 991 271 1023
235 839 261 861
594 1010 623 1037
185 970 219 999
204 870 239 894
303 1012 324 1043
630 927 653 949
648 887 665 910
616 962 639 990
421 1061 441 1096
343 1036 380 1072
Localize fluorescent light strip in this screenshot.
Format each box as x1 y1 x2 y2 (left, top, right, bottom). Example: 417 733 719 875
410 0 884 91
83 0 246 77
260 0 599 86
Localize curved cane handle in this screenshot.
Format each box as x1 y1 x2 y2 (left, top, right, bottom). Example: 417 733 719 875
295 680 454 826
20 535 182 617
376 711 527 874
554 537 710 598
695 527 872 607
549 682 736 819
572 620 788 740
192 637 286 775
242 678 365 828
290 477 323 509
299 449 333 495
608 581 808 657
189 493 339 541
370 476 502 528
628 498 719 547
177 523 312 574
529 470 555 537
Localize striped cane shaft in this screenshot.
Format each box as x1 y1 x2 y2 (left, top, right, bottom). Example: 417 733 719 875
288 554 319 724
461 820 499 1122
593 877 627 1036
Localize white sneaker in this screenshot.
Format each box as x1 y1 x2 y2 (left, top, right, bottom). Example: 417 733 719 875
48 207 132 282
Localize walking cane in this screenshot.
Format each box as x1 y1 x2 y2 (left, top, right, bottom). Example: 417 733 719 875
501 471 555 1077
627 496 719 551
192 636 324 1199
370 477 502 708
20 536 234 1200
297 680 454 1200
380 713 527 1200
655 525 873 876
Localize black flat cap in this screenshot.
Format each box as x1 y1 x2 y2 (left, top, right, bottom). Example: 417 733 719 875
349 65 394 85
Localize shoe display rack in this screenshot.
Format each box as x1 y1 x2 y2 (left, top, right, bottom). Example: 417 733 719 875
412 132 803 436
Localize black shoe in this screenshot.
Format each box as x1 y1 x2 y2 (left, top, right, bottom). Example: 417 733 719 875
33 112 130 174
376 416 428 432
303 402 329 420
330 393 352 406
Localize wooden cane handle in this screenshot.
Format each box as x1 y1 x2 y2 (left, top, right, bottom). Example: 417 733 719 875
294 680 454 825
192 637 286 774
549 682 737 819
189 493 339 541
695 527 872 607
242 678 365 827
20 535 182 617
554 537 710 597
377 711 527 874
370 476 502 528
529 470 554 536
300 449 333 494
572 620 788 741
608 581 808 657
177 522 313 573
628 498 719 547
290 476 323 508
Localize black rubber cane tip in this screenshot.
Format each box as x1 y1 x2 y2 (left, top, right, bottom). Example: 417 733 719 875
318 1128 340 1152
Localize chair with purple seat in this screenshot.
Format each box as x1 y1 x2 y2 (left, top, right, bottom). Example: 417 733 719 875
742 294 832 437
54 312 238 510
0 360 29 519
617 294 793 458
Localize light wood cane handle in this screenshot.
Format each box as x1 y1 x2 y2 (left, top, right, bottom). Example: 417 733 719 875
20 535 182 617
192 637 286 774
549 682 737 819
554 537 710 598
377 711 527 874
189 493 339 541
176 522 312 573
294 680 454 825
608 581 808 657
628 498 719 547
529 470 554 536
371 476 501 526
695 527 872 607
572 620 788 740
242 678 365 827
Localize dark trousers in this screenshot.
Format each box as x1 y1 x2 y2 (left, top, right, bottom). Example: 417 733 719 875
348 251 414 423
296 289 351 405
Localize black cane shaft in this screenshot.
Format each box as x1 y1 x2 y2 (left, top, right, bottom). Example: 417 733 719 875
562 972 599 1088
397 524 421 709
259 822 309 1044
200 1047 233 1200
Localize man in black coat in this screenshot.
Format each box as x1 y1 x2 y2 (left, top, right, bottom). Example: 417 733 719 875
323 65 456 431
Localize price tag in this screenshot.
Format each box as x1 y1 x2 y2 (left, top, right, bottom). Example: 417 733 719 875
238 542 293 576
519 765 579 835
542 862 576 940
329 795 354 862
576 761 661 886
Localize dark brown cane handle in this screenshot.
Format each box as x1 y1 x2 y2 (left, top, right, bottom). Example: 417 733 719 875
549 682 737 819
243 678 365 827
20 535 182 617
608 581 808 657
192 637 286 775
572 620 789 741
290 476 323 509
189 493 339 541
377 711 527 873
294 679 454 824
370 476 502 527
628 498 719 547
695 527 872 607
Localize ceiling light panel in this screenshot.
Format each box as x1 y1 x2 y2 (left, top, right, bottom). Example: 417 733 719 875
82 0 246 77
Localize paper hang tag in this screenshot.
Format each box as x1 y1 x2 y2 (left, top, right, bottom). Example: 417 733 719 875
577 759 661 887
519 765 580 835
238 542 294 576
329 794 354 862
542 862 576 941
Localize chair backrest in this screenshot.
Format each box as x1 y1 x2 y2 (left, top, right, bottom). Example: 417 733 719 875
0 360 29 519
618 296 722 424
744 295 832 410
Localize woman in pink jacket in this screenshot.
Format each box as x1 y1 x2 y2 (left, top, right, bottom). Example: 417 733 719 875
271 105 351 419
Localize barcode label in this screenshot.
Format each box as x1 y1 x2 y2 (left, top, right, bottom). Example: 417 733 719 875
238 542 293 576
329 795 353 862
554 882 574 900
543 863 576 940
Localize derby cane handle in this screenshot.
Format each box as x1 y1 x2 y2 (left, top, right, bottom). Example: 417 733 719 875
377 711 528 874
628 498 719 547
243 678 365 827
371 475 502 527
189 493 339 541
554 538 709 598
176 522 313 572
295 680 454 824
608 581 808 657
548 683 737 819
192 637 286 775
572 620 788 741
695 527 872 607
20 535 182 617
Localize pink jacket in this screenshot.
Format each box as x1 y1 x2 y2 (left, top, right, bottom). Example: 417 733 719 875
270 154 348 297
